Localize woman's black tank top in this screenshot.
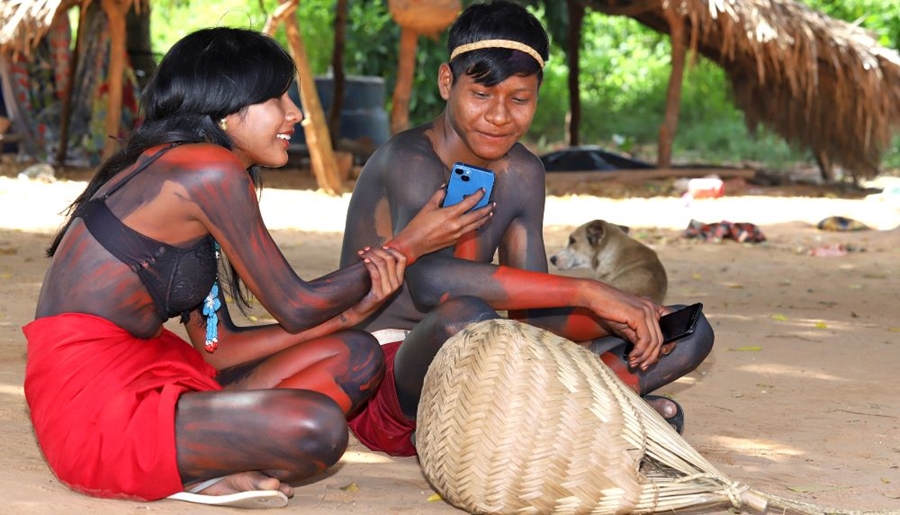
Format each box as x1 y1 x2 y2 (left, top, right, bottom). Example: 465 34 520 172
78 144 217 321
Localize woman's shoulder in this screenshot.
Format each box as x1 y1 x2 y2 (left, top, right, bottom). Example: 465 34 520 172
163 142 243 169
135 143 253 198
151 142 248 183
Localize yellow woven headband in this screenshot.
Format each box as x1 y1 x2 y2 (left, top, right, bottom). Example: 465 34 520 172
449 39 545 69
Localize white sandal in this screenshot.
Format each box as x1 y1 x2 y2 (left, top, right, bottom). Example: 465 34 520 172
167 477 289 509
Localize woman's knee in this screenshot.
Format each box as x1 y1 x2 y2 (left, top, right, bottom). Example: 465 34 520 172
176 389 349 478
279 390 349 468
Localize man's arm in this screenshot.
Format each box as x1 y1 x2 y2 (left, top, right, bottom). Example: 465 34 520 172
399 150 666 367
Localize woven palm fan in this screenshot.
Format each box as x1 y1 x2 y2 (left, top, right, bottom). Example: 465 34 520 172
417 319 869 515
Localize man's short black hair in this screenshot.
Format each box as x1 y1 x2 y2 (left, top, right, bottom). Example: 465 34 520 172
447 0 550 86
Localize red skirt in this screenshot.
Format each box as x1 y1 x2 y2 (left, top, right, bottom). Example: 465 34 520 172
23 314 221 500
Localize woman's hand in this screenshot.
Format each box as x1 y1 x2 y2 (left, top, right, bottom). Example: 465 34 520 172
345 246 408 323
582 282 668 370
386 187 493 263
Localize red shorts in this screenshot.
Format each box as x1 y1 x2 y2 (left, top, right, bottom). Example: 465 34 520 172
23 314 222 500
347 341 417 456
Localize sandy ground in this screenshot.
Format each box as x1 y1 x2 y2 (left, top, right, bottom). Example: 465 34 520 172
1 167 899 514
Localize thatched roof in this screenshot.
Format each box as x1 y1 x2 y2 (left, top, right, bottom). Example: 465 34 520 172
5 0 897 178
588 0 900 179
0 1 141 57
0 0 68 57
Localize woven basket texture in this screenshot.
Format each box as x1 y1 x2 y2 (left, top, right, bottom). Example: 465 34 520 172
416 319 752 515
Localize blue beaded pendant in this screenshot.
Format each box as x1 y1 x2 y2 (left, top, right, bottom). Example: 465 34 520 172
202 241 222 353
202 282 221 353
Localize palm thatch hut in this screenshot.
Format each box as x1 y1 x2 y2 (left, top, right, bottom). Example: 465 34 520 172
0 0 70 58
2 0 346 193
1 0 139 163
6 1 898 182
586 0 900 181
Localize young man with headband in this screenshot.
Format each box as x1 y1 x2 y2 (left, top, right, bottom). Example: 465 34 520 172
340 0 714 456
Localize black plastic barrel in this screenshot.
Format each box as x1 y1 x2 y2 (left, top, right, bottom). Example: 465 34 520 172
288 76 391 149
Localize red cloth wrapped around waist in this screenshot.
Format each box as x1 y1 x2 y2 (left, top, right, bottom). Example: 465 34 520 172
23 313 221 500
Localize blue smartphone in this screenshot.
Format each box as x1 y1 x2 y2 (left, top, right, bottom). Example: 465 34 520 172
443 162 495 212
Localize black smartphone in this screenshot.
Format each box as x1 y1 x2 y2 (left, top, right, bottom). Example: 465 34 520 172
443 162 495 212
659 302 703 343
624 303 703 357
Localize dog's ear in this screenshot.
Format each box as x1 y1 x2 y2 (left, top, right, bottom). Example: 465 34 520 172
586 220 606 246
617 224 631 234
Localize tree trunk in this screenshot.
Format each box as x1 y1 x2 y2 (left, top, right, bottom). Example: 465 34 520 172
814 150 835 182
126 1 155 91
55 4 88 166
100 0 130 160
566 0 585 147
265 0 343 195
657 9 686 168
329 0 348 144
390 27 418 135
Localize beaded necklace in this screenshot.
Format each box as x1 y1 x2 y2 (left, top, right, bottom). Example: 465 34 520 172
201 241 221 352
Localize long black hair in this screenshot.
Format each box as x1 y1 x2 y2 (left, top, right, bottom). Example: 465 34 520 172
48 27 297 312
447 0 550 87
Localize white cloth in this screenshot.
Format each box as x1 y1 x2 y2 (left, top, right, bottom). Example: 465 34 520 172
370 328 409 346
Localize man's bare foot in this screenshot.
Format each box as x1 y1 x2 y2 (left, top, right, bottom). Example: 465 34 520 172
643 394 684 434
189 471 294 498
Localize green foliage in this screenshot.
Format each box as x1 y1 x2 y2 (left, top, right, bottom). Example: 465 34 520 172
144 0 899 172
526 2 899 169
341 2 450 122
149 0 335 72
800 0 900 49
343 1 397 78
147 0 447 124
885 137 900 170
527 48 569 146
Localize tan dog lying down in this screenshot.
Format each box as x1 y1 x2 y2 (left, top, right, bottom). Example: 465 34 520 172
550 219 667 304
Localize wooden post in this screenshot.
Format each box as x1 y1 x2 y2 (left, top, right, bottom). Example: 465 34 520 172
566 0 585 147
391 27 418 134
657 8 686 168
265 0 343 195
387 0 460 135
329 0 348 143
100 0 131 160
55 2 89 166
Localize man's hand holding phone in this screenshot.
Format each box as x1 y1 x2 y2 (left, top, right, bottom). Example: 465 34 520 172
442 162 495 212
387 177 493 265
623 303 703 367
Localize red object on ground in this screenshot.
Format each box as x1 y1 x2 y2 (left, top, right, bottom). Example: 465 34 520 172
687 178 724 199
